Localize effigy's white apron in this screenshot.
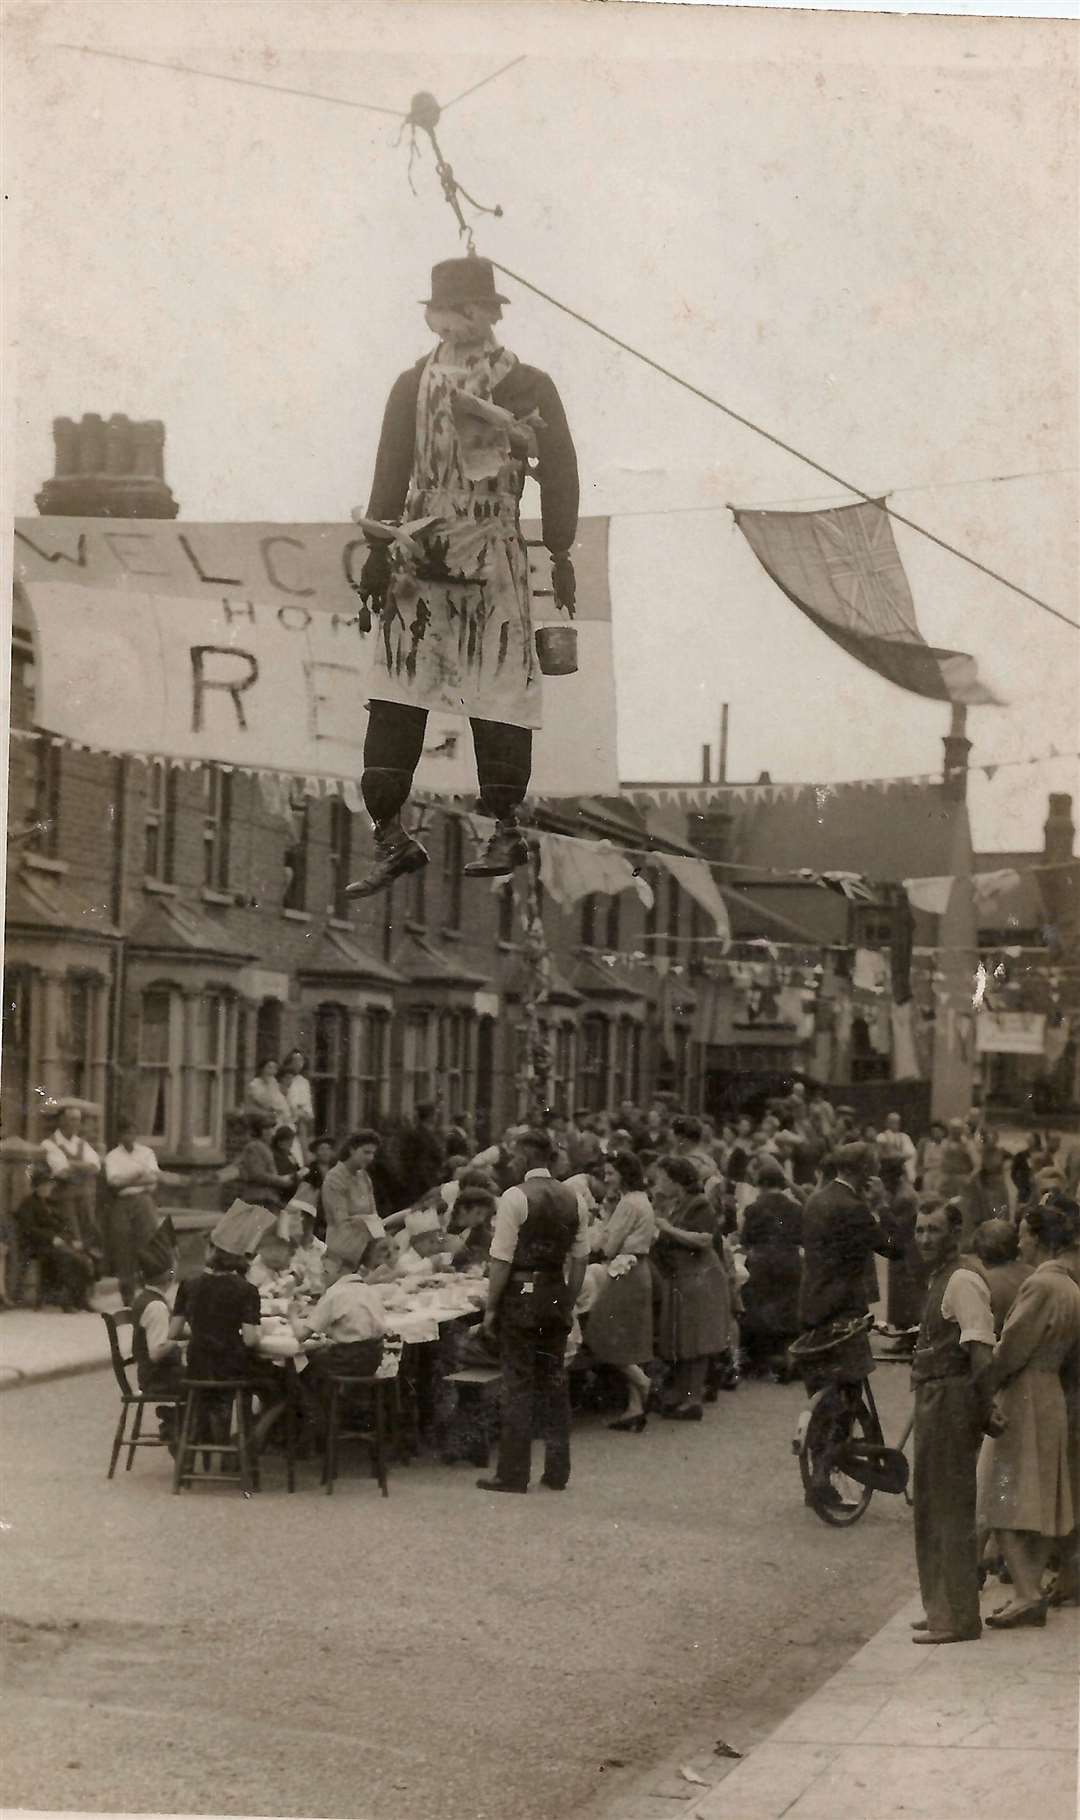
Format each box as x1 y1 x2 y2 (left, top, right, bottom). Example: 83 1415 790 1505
371 341 541 730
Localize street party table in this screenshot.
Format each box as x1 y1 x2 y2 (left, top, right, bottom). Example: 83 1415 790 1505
255 1273 487 1361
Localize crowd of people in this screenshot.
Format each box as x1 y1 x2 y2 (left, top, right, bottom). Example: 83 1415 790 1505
7 1070 1080 1593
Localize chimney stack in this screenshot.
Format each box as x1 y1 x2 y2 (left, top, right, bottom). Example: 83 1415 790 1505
942 704 971 802
35 413 179 518
1043 793 1075 866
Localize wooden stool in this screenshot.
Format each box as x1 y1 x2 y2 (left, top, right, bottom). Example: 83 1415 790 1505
442 1366 502 1467
173 1380 259 1495
321 1373 392 1497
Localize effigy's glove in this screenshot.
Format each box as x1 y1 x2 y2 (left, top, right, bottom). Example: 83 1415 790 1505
551 551 577 617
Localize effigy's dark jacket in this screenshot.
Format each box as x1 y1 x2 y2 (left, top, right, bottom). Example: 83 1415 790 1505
366 356 579 557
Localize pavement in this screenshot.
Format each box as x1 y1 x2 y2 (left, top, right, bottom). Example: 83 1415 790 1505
0 1291 121 1389
653 1593 1079 1820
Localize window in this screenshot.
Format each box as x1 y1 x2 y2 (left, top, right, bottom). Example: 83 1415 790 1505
2 965 33 1132
407 857 427 925
358 1008 388 1124
643 866 659 945
27 734 62 857
580 894 597 949
144 762 177 882
442 819 463 930
327 798 353 920
552 1022 576 1115
58 975 96 1100
438 1010 466 1108
605 895 621 952
627 1021 643 1103
689 901 705 975
580 1014 610 1113
11 630 36 731
312 1003 349 1136
861 914 894 948
666 875 682 959
137 988 177 1141
383 883 396 962
497 879 515 944
191 992 227 1141
283 787 309 910
402 1012 435 1115
202 766 232 891
254 998 282 1069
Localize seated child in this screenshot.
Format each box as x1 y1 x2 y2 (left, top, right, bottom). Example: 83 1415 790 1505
290 1208 327 1297
289 1232 387 1426
247 1230 301 1300
130 1230 185 1413
394 1207 459 1277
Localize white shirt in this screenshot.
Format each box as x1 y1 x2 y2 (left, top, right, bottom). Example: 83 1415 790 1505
105 1142 160 1196
941 1267 995 1348
489 1169 591 1266
139 1294 175 1362
878 1129 918 1182
43 1130 101 1180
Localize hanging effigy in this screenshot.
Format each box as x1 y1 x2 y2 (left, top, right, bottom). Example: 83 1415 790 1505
346 254 581 897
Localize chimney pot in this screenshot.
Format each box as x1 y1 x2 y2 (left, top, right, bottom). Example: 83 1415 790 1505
1044 792 1075 865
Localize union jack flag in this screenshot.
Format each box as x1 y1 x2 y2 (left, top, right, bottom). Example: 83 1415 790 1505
734 500 999 705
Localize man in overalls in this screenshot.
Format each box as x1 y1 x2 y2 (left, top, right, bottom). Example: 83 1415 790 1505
477 1129 589 1494
910 1202 996 1644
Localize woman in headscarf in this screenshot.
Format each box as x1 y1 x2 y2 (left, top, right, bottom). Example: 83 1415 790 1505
585 1151 657 1432
977 1200 1080 1628
652 1155 731 1421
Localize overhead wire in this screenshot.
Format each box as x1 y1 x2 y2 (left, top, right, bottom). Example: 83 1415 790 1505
491 260 1080 634
55 43 405 116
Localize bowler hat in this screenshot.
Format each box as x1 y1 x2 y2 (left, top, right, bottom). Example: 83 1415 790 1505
423 257 509 309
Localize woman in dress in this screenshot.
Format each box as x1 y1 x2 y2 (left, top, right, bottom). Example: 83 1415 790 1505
738 1155 804 1378
585 1151 657 1433
279 1050 313 1164
652 1155 731 1421
244 1059 290 1127
977 1200 1080 1628
917 1121 949 1196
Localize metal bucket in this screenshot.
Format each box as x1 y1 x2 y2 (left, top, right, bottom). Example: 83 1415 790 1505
535 623 578 676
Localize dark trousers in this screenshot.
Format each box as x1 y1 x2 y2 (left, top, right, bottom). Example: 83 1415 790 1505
362 700 532 826
36 1243 96 1309
914 1377 983 1636
664 1356 708 1409
496 1283 572 1491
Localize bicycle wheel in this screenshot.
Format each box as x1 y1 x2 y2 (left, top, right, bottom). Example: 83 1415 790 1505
799 1386 877 1527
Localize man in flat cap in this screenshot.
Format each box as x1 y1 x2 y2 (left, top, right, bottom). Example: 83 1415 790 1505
348 256 579 897
796 1142 906 1507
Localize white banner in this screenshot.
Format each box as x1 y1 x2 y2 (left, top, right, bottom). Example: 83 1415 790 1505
14 517 618 796
975 1011 1047 1056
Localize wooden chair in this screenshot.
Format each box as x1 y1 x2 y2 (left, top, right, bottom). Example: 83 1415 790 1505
172 1380 260 1496
321 1372 393 1497
100 1309 183 1479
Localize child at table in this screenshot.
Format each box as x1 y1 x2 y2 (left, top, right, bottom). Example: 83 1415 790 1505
290 1205 327 1297
289 1232 388 1387
394 1207 460 1278
247 1230 301 1300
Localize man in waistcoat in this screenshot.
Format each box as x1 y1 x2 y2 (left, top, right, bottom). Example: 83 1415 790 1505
476 1128 589 1494
910 1201 997 1644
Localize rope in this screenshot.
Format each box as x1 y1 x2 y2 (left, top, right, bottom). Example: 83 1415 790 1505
55 44 404 117
490 260 1080 634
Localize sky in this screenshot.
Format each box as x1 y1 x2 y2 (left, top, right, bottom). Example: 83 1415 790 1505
5 0 1078 855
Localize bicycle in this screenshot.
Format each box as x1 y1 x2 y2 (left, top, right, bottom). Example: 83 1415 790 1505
789 1314 912 1528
